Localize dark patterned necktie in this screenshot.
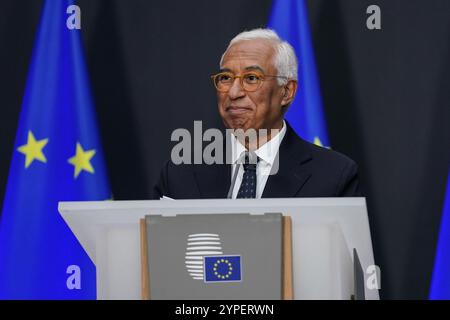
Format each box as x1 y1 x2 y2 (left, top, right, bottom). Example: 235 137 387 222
237 152 258 199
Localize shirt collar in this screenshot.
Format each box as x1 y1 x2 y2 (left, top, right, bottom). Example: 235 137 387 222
230 120 287 166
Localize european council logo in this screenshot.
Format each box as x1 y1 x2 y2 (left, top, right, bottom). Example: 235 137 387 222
204 255 242 283
185 233 223 280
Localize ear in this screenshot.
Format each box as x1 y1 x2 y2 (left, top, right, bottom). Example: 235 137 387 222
280 80 298 107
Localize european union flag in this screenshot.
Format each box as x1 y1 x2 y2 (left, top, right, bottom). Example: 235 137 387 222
204 256 242 282
430 169 450 299
268 0 330 147
0 0 110 299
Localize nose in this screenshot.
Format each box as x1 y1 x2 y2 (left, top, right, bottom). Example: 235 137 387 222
227 77 246 100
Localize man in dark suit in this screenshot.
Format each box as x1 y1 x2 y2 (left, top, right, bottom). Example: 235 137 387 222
153 28 361 199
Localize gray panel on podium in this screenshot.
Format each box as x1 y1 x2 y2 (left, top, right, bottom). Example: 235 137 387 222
144 213 283 299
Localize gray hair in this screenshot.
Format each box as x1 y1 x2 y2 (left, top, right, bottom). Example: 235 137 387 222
220 28 298 85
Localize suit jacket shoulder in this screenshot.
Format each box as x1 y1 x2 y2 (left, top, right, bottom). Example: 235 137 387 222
303 140 361 197
266 124 361 197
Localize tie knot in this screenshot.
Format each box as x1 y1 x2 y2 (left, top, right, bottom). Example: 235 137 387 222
242 151 258 171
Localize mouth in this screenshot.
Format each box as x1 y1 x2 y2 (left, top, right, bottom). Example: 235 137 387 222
225 105 253 115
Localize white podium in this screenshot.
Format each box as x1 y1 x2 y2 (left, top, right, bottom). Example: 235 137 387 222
58 198 379 300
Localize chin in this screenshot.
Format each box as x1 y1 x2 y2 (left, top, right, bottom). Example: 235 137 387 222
225 118 252 130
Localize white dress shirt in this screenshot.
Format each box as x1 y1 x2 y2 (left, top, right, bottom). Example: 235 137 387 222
230 121 287 199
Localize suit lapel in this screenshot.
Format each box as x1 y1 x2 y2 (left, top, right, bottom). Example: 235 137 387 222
193 163 230 198
262 123 313 198
193 135 232 198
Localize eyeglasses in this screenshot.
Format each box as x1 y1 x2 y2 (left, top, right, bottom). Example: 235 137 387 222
211 71 289 93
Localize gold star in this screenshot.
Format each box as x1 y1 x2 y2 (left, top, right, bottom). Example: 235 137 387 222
68 142 96 179
314 136 331 149
17 131 49 168
314 136 323 147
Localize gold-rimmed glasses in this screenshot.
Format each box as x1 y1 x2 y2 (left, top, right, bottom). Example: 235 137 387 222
211 71 288 92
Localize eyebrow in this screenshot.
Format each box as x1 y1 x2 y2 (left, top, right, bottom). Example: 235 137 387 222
244 65 266 73
218 65 266 74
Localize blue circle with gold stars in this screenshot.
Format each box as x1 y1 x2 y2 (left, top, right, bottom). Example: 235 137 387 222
213 258 234 279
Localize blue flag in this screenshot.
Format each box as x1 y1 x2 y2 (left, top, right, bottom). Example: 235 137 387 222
430 169 450 300
204 255 242 282
268 0 329 147
0 0 110 299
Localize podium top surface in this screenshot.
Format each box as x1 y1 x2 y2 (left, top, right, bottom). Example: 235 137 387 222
59 197 366 216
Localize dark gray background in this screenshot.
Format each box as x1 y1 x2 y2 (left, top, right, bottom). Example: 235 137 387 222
0 0 449 299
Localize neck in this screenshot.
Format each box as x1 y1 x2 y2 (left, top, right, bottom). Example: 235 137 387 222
240 120 284 151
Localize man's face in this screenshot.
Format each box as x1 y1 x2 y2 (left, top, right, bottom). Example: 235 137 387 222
217 39 289 132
